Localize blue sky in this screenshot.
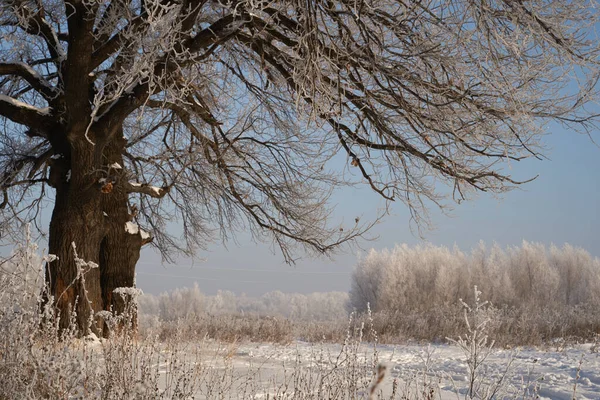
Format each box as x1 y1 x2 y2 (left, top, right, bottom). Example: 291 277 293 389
135 125 600 296
1 116 596 296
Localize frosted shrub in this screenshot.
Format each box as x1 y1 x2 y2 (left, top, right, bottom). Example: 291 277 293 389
0 227 46 313
142 287 349 323
349 248 389 313
550 244 600 306
449 287 498 399
137 286 350 342
157 283 206 322
0 232 85 399
350 244 471 314
0 234 205 399
349 242 600 345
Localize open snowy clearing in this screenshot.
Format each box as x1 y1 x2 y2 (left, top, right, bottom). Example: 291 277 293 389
148 340 600 399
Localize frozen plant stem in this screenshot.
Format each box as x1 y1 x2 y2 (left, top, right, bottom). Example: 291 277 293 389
447 286 495 399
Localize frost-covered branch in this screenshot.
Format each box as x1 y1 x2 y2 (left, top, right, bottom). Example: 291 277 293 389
0 63 60 100
0 95 53 132
2 0 600 262
3 0 66 62
124 181 170 198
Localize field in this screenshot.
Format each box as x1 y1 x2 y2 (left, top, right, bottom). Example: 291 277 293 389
3 288 600 399
2 240 600 399
4 326 599 399
177 340 600 399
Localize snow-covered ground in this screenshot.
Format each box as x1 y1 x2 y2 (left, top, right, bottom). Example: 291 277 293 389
181 340 600 399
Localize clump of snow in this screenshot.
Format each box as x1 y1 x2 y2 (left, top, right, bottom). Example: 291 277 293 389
109 162 122 169
83 332 102 345
125 221 139 235
113 287 143 297
129 181 142 188
103 211 108 217
140 229 151 240
150 186 162 196
43 254 58 263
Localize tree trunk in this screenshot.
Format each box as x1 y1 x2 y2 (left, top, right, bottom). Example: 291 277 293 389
99 135 143 336
46 140 105 335
46 133 144 337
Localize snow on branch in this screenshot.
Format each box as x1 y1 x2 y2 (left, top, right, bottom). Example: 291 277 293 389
0 62 60 100
125 221 153 245
0 94 53 132
124 181 170 198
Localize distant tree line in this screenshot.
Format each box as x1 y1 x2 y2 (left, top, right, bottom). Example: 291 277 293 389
349 242 600 314
136 241 600 343
139 285 349 322
141 241 600 325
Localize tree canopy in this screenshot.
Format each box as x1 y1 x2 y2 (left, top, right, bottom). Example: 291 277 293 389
1 0 599 332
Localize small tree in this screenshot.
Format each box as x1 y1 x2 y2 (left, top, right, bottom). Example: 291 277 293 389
1 0 600 334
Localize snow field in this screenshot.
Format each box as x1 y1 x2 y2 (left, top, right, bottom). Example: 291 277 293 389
140 339 600 399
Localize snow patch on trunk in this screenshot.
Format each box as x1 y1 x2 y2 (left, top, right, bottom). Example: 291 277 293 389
125 221 139 235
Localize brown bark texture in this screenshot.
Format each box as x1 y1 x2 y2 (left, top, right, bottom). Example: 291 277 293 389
46 133 142 336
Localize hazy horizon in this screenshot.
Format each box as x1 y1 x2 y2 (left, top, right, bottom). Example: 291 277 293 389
1 126 595 297
135 126 600 296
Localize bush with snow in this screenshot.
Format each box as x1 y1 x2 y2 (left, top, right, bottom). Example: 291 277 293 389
349 242 600 344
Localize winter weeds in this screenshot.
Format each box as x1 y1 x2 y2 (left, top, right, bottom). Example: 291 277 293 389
1 236 599 399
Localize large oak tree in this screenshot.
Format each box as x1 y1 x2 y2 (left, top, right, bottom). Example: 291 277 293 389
1 0 599 334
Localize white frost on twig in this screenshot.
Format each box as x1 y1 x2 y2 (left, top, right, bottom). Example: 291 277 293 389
95 310 113 320
43 254 58 263
113 287 143 297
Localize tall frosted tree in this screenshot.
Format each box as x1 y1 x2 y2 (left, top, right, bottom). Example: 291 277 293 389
1 0 599 334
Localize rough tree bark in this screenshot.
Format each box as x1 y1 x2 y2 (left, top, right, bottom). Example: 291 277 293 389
99 134 144 335
46 138 105 334
45 130 144 335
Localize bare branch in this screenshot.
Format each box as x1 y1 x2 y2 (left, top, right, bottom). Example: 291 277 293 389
2 0 600 261
4 0 65 61
0 62 60 100
124 181 170 198
0 95 53 132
